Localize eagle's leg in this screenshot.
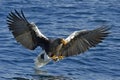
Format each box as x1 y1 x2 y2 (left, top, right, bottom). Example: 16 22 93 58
51 55 64 61
51 55 58 61
58 56 64 59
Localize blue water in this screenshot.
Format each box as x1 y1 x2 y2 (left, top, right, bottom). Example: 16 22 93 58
0 0 120 80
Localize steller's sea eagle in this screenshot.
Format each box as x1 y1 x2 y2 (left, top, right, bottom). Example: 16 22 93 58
7 10 110 68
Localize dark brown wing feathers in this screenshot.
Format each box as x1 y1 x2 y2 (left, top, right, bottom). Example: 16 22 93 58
7 10 49 50
60 26 110 57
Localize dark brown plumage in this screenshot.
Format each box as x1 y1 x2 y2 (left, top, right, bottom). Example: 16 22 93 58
7 10 110 62
7 10 49 50
59 27 110 57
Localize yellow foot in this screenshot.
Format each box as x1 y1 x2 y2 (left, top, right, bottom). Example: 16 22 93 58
51 55 58 61
58 56 64 60
51 55 64 61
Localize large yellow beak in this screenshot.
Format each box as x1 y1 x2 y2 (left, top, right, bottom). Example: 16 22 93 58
61 39 67 45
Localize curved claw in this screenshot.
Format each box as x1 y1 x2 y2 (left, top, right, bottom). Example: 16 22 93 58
51 55 64 61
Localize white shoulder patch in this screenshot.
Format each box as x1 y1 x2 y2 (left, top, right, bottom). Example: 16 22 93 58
65 30 87 42
31 22 48 40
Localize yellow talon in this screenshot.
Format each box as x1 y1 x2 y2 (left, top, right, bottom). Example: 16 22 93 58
51 55 64 61
51 55 58 61
58 56 64 59
51 55 57 59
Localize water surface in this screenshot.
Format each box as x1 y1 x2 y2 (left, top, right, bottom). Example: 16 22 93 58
0 0 120 80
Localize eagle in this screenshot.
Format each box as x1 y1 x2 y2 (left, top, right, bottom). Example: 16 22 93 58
7 10 110 68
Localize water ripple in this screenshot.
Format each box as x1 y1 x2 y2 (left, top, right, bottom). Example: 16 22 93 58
0 0 120 80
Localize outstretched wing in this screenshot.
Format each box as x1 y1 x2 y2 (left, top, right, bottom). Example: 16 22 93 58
60 26 110 57
7 10 49 50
